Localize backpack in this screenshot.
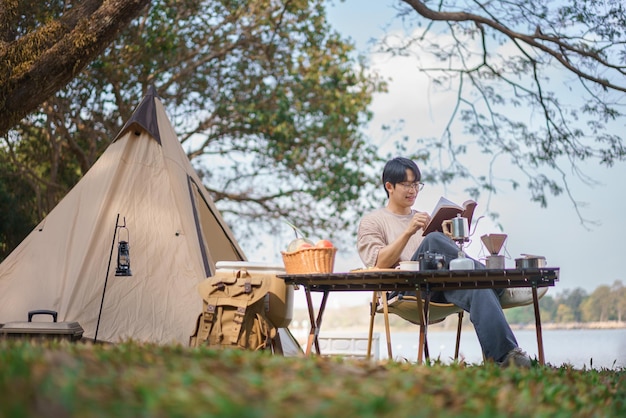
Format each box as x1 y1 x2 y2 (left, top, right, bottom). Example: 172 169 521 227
189 268 275 351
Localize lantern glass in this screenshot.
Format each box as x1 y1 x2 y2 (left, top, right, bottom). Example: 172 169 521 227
115 240 132 276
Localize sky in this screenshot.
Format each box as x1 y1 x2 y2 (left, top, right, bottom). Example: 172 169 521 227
248 1 626 309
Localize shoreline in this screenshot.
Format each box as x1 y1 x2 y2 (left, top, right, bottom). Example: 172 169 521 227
290 307 626 334
289 321 626 336
513 321 626 331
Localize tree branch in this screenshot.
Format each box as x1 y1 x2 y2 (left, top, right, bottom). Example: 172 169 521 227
0 0 150 136
401 0 626 92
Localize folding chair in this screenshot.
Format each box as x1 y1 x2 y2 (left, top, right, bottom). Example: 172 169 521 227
367 291 464 363
366 287 549 363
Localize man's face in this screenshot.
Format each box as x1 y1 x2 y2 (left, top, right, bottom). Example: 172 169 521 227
388 169 419 208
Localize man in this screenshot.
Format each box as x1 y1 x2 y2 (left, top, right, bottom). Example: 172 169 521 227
357 157 531 367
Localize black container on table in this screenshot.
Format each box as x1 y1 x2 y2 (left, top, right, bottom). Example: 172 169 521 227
0 310 83 342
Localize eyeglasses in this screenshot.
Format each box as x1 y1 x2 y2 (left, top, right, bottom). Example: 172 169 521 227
397 182 424 191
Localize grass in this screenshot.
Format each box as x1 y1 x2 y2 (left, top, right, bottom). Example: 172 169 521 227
0 339 624 417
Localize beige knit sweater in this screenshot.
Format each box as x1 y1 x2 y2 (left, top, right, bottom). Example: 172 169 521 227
356 208 425 268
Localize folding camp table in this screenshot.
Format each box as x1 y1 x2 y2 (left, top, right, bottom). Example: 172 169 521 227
278 268 559 365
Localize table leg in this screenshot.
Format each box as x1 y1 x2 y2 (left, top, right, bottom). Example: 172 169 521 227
532 285 545 365
314 291 329 354
304 287 316 356
422 291 431 362
416 296 424 363
304 288 329 356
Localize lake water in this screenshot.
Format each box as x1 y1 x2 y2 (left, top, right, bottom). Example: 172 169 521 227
374 328 626 369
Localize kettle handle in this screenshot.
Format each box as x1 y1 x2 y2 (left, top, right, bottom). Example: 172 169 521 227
442 220 453 238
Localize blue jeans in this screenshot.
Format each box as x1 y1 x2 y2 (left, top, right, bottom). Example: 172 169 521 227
411 232 518 362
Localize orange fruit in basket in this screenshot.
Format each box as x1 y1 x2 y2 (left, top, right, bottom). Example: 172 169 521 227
315 239 334 248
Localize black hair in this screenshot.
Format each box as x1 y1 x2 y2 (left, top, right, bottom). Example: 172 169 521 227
382 157 421 197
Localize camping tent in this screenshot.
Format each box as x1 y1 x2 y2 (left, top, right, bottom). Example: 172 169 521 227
0 87 251 344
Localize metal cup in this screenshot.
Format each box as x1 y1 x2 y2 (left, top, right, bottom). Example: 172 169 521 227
486 255 505 269
442 216 469 241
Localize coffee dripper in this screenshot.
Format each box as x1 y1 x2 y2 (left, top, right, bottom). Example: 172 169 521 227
481 233 507 269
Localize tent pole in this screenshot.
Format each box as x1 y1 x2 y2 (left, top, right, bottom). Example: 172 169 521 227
94 213 120 344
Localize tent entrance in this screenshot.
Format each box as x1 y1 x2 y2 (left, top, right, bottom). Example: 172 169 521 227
187 176 245 278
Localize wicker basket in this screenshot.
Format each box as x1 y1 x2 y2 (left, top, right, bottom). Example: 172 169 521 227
281 247 337 274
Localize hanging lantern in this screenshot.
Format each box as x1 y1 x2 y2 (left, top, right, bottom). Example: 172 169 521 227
115 227 132 276
95 214 132 343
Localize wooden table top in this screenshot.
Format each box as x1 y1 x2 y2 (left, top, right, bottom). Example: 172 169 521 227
277 267 559 292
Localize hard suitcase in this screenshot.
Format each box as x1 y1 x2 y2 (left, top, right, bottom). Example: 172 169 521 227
0 310 84 342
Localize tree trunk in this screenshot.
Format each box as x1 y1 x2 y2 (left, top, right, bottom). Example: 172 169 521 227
0 0 151 137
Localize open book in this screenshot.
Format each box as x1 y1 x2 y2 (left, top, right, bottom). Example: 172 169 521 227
422 196 477 236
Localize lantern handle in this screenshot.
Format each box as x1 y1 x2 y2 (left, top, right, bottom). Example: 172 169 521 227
117 217 130 242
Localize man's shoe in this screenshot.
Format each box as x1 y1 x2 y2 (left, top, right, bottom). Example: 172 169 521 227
499 347 532 368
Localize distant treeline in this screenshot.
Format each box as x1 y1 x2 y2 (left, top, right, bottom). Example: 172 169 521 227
291 281 626 331
505 280 625 324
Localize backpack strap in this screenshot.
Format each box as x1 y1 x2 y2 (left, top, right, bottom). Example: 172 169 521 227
194 298 219 344
252 312 273 350
189 313 203 346
229 299 249 345
201 296 251 346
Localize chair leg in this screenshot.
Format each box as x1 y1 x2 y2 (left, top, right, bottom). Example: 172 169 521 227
366 291 377 360
381 291 393 359
454 311 463 360
418 325 425 364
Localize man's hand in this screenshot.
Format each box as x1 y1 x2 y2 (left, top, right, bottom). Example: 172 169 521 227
375 210 431 269
409 212 431 234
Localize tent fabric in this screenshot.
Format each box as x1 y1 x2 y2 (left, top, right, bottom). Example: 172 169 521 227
0 89 248 345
